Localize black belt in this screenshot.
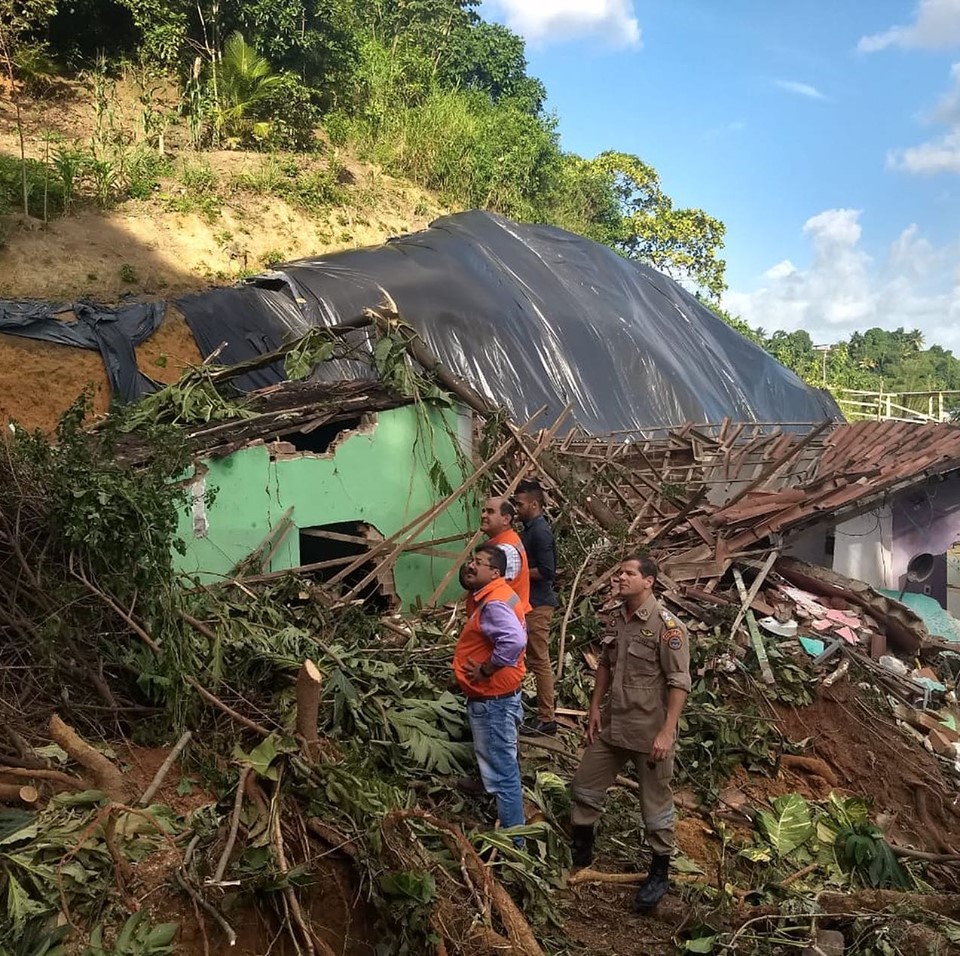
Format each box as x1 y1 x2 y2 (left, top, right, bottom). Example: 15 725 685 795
466 688 521 702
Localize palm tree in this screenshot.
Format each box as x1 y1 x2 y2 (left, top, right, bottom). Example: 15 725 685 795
215 33 280 139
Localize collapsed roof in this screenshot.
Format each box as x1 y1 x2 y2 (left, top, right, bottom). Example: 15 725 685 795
179 211 842 434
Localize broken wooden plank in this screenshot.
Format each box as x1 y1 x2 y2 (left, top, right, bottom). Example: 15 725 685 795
728 551 779 637
733 567 776 685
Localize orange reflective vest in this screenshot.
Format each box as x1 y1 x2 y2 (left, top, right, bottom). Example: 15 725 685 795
454 578 526 698
466 529 531 616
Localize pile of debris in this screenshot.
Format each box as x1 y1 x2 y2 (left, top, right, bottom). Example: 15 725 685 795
3 308 960 956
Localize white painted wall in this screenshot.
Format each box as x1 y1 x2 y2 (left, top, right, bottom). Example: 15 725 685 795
947 548 960 618
832 506 894 590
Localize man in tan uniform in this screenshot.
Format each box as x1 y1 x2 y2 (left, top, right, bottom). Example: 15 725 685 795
569 553 691 912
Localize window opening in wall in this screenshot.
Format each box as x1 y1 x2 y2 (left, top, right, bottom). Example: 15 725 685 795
298 520 396 612
825 529 836 558
283 416 365 455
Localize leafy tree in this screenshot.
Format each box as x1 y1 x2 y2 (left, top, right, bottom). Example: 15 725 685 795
588 151 727 300
224 0 357 108
441 20 545 113
214 32 282 139
117 0 191 67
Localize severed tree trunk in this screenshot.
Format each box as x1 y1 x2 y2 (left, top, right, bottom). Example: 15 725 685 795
296 660 323 760
49 714 129 802
0 784 39 805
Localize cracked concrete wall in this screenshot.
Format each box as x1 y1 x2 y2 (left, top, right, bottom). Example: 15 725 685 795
174 404 472 607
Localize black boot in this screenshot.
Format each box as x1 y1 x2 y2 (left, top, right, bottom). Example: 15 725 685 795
570 825 595 869
633 854 670 912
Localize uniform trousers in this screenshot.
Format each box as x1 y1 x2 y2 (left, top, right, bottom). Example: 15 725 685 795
524 606 556 721
570 736 676 856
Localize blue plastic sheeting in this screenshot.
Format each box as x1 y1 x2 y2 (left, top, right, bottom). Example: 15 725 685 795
878 588 960 643
0 299 164 401
179 211 842 435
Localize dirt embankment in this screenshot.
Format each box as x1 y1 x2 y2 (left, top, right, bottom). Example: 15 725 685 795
0 78 447 432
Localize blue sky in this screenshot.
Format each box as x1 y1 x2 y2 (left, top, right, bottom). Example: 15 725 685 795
481 0 960 351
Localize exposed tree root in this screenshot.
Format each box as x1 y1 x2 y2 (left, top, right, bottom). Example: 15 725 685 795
49 714 128 801
781 754 838 786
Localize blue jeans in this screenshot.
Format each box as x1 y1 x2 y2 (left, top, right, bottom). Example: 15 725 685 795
467 691 525 830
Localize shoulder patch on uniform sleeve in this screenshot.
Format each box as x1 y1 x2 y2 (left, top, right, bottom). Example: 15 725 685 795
668 634 683 650
661 626 684 645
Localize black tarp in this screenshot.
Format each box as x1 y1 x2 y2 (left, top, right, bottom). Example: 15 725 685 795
0 299 163 401
179 211 840 433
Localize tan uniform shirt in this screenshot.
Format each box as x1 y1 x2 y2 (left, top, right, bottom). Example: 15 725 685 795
598 595 692 753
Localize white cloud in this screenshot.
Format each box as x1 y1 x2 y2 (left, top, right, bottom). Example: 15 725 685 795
888 63 960 174
858 0 960 52
774 79 828 101
483 0 641 47
932 62 960 123
724 210 960 351
889 129 960 173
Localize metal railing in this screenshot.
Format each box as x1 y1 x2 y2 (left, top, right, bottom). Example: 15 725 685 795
835 389 960 423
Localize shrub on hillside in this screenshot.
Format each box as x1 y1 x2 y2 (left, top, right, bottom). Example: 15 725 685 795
250 74 320 152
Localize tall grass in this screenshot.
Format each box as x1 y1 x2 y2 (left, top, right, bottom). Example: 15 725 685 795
334 42 562 222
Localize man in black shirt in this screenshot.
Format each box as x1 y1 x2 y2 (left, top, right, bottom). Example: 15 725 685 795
515 481 559 736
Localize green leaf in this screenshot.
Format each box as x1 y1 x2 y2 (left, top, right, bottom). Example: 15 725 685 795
234 734 281 779
739 844 772 863
7 873 47 932
144 922 179 951
380 871 437 904
0 807 37 844
673 855 705 874
86 924 107 956
827 792 870 828
817 820 838 846
755 792 814 857
52 789 109 807
940 919 960 943
116 912 145 951
33 743 69 764
684 937 718 953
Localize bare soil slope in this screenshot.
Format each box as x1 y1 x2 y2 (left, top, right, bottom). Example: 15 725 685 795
0 78 447 430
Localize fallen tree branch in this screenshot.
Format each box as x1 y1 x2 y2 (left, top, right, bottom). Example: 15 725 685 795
50 714 128 801
817 890 960 919
173 869 233 950
184 677 272 737
568 867 748 898
139 731 192 806
0 766 86 790
213 766 251 883
69 560 161 655
778 862 818 888
557 546 595 680
270 793 329 956
388 809 544 956
2 727 48 769
307 818 358 859
892 847 960 863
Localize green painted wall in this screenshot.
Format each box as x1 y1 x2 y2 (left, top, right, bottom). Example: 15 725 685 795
174 404 473 607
